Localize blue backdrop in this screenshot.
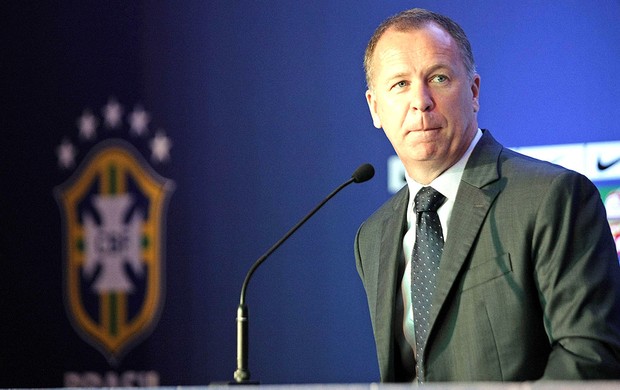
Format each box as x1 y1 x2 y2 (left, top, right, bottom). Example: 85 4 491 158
2 0 620 387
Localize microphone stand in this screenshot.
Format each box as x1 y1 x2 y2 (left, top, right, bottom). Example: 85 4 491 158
233 164 374 384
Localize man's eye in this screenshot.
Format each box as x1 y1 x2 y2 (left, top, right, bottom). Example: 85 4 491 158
392 80 408 89
431 75 448 83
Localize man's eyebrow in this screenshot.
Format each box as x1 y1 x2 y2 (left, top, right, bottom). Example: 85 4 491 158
384 64 453 80
427 63 452 74
384 71 409 81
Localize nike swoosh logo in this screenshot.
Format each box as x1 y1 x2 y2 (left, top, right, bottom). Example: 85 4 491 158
598 156 620 171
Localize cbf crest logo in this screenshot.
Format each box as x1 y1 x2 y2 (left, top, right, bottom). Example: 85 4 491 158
55 97 175 365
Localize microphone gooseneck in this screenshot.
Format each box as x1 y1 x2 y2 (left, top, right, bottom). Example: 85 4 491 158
233 163 375 384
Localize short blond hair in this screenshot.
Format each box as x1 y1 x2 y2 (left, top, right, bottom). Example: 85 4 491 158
364 8 476 89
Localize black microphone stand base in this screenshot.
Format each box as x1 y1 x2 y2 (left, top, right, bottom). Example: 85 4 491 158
230 368 258 385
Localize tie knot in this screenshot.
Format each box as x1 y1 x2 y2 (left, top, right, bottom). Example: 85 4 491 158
414 186 445 213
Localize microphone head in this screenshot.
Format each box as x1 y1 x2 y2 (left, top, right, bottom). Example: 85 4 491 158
351 163 375 183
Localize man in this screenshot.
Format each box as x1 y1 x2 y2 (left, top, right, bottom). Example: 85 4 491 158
355 8 620 382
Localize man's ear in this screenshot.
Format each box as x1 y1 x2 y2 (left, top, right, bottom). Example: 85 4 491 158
471 74 480 113
366 89 382 129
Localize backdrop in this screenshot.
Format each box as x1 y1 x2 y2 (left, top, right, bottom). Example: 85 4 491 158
2 0 620 387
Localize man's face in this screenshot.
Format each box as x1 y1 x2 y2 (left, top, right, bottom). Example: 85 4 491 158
366 23 480 183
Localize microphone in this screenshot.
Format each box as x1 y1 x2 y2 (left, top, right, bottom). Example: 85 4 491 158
351 163 375 183
233 163 375 384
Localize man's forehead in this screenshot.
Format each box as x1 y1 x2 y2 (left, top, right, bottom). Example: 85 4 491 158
376 23 455 53
373 26 458 73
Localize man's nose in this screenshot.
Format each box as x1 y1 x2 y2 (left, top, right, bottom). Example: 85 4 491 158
409 84 434 112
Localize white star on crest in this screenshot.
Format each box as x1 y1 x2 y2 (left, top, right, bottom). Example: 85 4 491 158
102 97 124 129
77 109 99 140
57 98 174 172
56 138 77 169
129 105 151 137
149 130 172 163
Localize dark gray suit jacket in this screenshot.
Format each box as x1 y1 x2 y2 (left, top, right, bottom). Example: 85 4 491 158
355 130 620 381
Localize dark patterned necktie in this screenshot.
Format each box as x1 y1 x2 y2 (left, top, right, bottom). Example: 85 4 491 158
411 186 445 382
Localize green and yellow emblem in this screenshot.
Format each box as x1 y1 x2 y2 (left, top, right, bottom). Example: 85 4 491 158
56 139 174 363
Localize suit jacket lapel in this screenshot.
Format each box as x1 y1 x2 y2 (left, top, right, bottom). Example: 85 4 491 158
428 131 504 338
373 187 408 377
